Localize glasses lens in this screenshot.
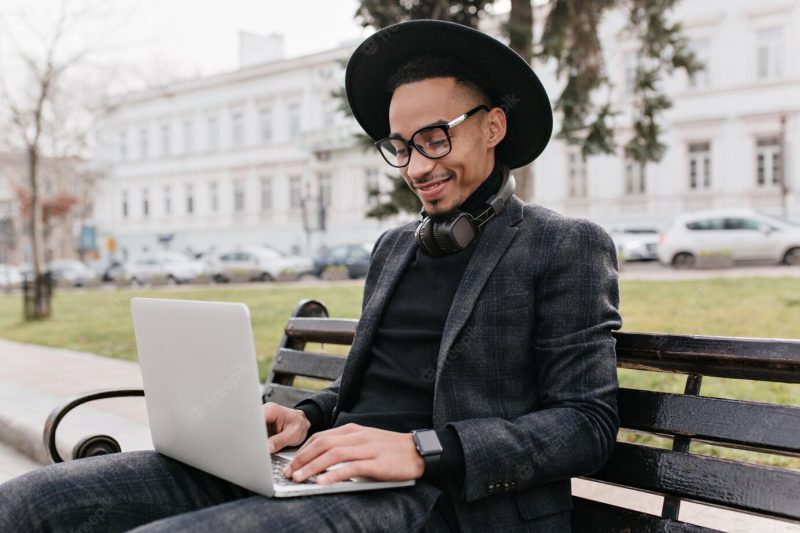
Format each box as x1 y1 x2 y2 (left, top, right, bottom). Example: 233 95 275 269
413 127 450 158
378 138 409 167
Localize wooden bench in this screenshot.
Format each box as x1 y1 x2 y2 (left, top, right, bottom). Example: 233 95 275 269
44 299 800 531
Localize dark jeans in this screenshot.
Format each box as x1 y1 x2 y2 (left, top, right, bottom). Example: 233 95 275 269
0 451 449 532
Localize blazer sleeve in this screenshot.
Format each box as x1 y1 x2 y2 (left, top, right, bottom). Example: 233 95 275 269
447 219 623 502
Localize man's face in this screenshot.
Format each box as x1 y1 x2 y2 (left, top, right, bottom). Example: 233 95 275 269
388 77 504 217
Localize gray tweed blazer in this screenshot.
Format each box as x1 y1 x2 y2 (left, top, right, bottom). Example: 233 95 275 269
302 195 622 532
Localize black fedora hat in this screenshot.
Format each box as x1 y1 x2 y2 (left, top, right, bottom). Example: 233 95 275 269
345 20 553 169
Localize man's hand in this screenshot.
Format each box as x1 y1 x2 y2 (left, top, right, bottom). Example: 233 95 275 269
264 402 311 453
282 423 425 485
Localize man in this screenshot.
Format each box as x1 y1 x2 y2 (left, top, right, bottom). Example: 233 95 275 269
0 20 621 532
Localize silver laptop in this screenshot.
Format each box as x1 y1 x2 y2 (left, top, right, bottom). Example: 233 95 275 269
130 297 414 497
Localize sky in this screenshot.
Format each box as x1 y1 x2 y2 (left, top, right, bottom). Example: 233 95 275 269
1 0 513 95
0 0 369 95
120 0 369 76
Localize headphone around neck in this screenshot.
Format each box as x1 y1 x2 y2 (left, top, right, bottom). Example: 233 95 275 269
415 173 516 257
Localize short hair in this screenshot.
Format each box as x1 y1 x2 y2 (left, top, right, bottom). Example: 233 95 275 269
387 54 494 107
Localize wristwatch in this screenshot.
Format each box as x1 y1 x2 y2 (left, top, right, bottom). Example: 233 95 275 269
411 429 443 477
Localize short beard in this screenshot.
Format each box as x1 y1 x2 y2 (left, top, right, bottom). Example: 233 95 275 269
428 204 461 223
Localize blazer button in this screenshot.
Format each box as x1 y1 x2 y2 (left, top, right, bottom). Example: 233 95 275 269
503 482 510 491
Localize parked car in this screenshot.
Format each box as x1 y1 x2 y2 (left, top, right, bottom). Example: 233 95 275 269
125 252 200 284
608 228 660 261
0 264 23 289
657 209 800 268
48 260 99 287
312 243 373 279
210 247 313 282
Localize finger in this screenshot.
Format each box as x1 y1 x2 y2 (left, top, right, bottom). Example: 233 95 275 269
288 432 362 473
269 425 303 454
316 459 375 485
263 402 283 423
292 446 373 483
295 423 360 456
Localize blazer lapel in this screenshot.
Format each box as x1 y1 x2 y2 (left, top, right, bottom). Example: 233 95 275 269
336 228 417 407
436 197 523 381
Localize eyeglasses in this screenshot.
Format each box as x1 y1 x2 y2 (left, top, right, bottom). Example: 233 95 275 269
375 105 489 168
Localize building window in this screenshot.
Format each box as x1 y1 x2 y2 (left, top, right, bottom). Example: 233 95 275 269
688 142 712 191
366 169 380 207
207 115 219 151
142 189 149 217
139 128 148 159
160 124 170 157
287 103 301 139
689 38 710 89
318 173 332 208
185 184 194 215
624 50 638 95
624 159 646 194
323 100 336 127
260 177 272 211
233 179 245 212
756 137 781 187
757 26 783 80
231 111 244 147
567 151 587 197
119 131 127 161
121 191 128 218
209 181 219 213
289 175 302 208
164 186 171 215
259 108 272 142
182 119 194 154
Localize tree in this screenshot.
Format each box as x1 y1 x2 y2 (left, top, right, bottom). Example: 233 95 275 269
0 0 117 318
539 0 702 170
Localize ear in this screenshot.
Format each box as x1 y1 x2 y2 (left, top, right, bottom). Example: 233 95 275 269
485 107 507 149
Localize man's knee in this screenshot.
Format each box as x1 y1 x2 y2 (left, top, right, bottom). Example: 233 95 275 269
0 451 166 532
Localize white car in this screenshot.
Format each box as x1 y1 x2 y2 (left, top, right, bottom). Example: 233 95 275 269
210 247 312 282
125 252 200 284
609 228 660 261
0 264 23 289
657 209 800 268
49 260 99 287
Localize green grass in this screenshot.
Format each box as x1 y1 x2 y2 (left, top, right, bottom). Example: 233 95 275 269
1 277 798 468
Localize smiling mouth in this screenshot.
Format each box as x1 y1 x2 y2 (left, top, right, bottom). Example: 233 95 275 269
413 174 452 192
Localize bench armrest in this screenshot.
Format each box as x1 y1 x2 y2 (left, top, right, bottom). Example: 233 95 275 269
43 388 145 464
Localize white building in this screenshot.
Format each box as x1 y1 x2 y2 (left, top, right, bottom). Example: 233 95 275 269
93 36 395 261
531 0 800 228
93 1 800 262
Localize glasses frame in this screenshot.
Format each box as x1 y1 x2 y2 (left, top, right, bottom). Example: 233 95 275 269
375 105 489 168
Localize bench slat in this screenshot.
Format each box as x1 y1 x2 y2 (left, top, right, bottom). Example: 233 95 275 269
263 383 318 408
272 348 346 382
619 388 800 456
285 318 357 345
614 332 800 383
571 496 720 533
587 442 800 520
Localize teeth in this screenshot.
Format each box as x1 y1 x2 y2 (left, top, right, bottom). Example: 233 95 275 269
417 178 448 191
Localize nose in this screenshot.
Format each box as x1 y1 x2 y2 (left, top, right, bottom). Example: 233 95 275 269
405 146 436 181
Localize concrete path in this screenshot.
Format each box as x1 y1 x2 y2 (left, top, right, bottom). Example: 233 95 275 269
0 338 797 532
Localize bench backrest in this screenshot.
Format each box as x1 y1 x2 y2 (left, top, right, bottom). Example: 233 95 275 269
263 299 800 528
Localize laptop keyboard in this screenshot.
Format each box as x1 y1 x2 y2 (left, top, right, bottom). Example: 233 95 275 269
271 454 318 486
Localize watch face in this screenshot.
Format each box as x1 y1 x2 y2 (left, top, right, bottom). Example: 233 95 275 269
416 430 443 455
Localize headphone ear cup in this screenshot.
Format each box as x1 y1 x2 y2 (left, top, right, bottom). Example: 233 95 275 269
431 222 451 255
416 217 443 256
